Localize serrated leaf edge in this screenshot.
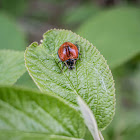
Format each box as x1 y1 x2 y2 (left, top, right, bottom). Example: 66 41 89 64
24 28 116 130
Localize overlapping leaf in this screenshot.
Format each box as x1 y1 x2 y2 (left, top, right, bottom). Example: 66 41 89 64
77 96 101 140
25 29 115 130
0 86 85 140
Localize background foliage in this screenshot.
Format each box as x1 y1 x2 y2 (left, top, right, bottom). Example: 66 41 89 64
0 0 140 140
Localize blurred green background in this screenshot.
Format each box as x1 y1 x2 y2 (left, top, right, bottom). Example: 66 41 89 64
0 0 140 139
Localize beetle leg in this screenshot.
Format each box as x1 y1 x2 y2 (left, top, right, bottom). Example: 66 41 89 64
74 42 81 56
75 41 79 45
64 62 69 68
58 60 61 63
74 42 79 49
60 63 66 73
75 57 81 61
61 65 64 72
74 59 76 65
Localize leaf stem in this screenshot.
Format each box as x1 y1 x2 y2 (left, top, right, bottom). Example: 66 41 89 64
99 131 104 140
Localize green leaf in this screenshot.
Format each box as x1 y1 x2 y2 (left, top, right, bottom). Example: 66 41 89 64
62 4 100 26
77 7 140 69
0 50 26 85
0 132 84 140
0 13 26 50
25 29 115 130
132 65 140 104
0 86 85 140
77 96 101 140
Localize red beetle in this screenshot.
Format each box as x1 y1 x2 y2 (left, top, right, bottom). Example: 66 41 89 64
58 42 80 71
